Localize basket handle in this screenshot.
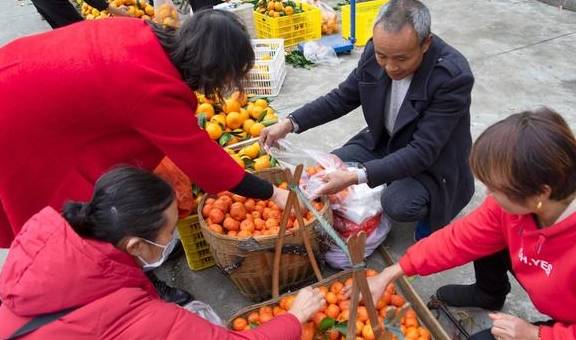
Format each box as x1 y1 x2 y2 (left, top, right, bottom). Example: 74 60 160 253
346 232 390 340
272 164 323 298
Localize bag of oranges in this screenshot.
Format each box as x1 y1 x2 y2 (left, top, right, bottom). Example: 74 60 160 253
153 0 180 28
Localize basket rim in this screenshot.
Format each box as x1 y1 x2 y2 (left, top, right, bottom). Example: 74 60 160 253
197 168 331 242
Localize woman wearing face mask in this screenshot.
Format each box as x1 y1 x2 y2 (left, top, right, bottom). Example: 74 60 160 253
353 108 576 340
0 167 326 339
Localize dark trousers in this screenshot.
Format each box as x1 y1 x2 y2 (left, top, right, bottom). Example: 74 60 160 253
474 250 512 297
31 0 83 28
188 0 221 11
332 136 430 223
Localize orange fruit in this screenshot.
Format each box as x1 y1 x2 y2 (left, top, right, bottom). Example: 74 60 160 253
201 204 212 218
383 292 392 306
318 286 328 297
240 219 255 233
232 194 247 203
325 304 340 319
253 154 271 170
248 312 260 324
204 122 222 140
273 306 286 316
385 284 396 295
239 108 250 122
405 316 419 328
265 218 279 229
254 98 268 109
325 291 338 304
362 324 375 340
355 320 365 335
231 91 248 106
391 295 405 307
223 217 240 231
330 281 344 294
196 103 215 119
338 299 350 311
226 112 243 129
211 114 226 127
209 224 223 234
227 230 238 237
357 306 369 322
230 202 247 220
224 99 242 113
312 312 326 326
301 322 315 340
405 327 420 339
344 277 354 287
259 306 273 315
419 327 431 340
337 308 349 322
243 119 256 133
285 295 295 309
212 199 228 212
405 309 417 319
254 218 266 230
208 208 224 224
259 312 273 323
244 199 256 212
249 122 265 137
219 195 233 208
232 317 248 331
326 329 339 340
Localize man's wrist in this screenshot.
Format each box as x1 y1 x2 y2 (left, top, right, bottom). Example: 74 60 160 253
287 114 299 133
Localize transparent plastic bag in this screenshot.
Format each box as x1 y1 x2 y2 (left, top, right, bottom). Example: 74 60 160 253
302 41 340 66
301 0 338 34
182 300 224 326
153 0 180 28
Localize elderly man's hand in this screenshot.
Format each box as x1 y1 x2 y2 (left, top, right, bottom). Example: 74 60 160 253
314 170 358 196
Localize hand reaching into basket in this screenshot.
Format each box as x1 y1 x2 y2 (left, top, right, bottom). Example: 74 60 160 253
342 264 405 305
260 118 294 147
287 287 326 323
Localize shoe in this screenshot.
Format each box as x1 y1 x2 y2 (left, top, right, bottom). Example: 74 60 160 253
436 283 508 310
414 220 432 241
147 273 193 306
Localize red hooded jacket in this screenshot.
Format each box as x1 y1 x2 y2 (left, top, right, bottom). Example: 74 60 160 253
0 18 244 247
400 196 576 339
0 207 301 339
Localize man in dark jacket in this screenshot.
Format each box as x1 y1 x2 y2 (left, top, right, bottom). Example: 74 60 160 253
261 0 475 240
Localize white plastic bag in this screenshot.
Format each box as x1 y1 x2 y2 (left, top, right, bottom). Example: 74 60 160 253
182 300 224 326
325 215 391 269
302 41 340 66
332 181 385 224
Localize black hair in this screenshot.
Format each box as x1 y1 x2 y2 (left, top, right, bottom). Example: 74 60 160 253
149 9 255 101
62 166 175 244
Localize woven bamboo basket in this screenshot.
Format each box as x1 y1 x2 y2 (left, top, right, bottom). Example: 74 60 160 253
198 168 333 301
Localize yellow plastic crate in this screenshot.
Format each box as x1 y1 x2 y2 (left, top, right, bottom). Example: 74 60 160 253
254 2 321 50
177 214 215 271
341 0 389 47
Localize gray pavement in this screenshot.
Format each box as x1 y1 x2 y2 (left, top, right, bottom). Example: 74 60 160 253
1 0 576 337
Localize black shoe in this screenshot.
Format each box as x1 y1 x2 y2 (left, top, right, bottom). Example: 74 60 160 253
436 283 507 310
148 273 193 306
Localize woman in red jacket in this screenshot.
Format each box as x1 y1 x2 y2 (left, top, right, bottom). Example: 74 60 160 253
0 167 326 339
355 108 576 340
0 11 288 302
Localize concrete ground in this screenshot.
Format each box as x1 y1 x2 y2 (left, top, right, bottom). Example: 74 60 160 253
1 0 575 337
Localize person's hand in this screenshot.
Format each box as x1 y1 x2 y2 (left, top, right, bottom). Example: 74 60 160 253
489 313 539 340
342 264 404 305
260 119 293 147
270 186 289 209
288 287 326 323
314 170 357 196
107 5 130 16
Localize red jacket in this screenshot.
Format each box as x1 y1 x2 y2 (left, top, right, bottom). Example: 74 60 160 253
0 18 244 247
0 207 302 339
400 197 576 339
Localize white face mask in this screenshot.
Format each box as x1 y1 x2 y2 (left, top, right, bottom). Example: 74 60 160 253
138 233 178 271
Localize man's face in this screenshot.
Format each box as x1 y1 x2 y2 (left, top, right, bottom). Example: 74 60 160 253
372 24 431 80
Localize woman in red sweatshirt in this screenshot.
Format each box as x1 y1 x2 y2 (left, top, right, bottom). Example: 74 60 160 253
356 108 576 340
0 167 326 339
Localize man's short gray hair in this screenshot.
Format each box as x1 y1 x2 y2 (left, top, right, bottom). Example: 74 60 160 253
373 0 431 43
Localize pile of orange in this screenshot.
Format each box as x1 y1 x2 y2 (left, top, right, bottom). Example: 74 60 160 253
79 0 156 20
202 189 324 238
255 0 304 17
304 165 350 204
197 91 279 147
231 270 432 340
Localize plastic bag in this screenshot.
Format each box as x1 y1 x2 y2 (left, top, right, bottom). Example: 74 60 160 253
302 41 340 66
154 157 197 218
325 215 391 269
153 0 180 28
182 300 225 326
332 182 385 224
333 212 381 238
301 0 338 35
